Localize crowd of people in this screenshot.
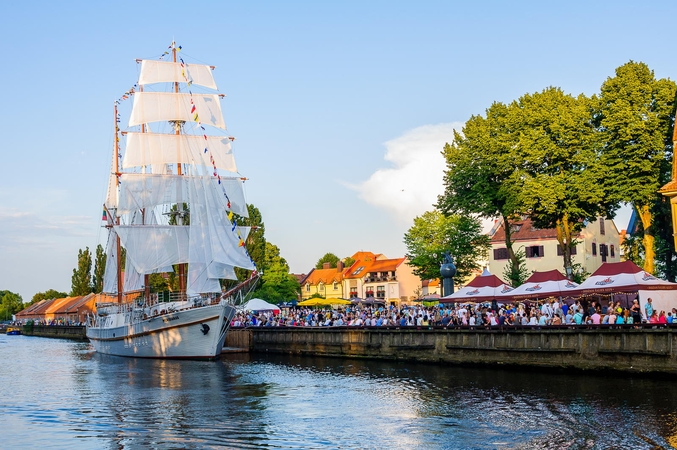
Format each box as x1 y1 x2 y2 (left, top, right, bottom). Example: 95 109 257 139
230 297 677 329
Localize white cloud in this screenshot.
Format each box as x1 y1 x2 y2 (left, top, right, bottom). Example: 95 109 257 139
352 122 463 223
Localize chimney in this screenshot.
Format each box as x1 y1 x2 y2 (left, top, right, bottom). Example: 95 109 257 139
323 262 331 269
337 260 344 272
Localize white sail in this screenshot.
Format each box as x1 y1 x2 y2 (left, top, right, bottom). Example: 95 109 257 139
188 175 255 270
129 92 226 129
123 254 144 292
117 173 248 217
138 60 217 89
123 132 237 172
115 225 190 273
105 139 119 209
207 262 238 280
187 263 222 296
102 229 119 293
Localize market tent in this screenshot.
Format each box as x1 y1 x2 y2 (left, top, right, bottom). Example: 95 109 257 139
496 269 579 302
242 298 280 312
573 260 677 315
440 272 513 303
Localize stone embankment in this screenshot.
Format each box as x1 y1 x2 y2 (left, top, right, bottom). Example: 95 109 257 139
17 324 677 374
226 327 677 375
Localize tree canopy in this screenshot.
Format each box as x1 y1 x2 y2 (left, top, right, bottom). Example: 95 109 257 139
91 244 106 294
596 61 677 274
437 70 675 279
0 290 23 320
30 289 68 305
403 211 489 283
315 253 340 269
252 242 300 303
71 247 93 296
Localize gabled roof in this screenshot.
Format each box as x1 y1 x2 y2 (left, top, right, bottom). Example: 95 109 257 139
422 279 440 288
303 267 345 285
491 217 559 243
343 255 405 280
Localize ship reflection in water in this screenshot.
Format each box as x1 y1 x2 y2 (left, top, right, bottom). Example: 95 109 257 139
3 334 677 449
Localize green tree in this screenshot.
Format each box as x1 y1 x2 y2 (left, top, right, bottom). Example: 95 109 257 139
30 289 68 305
437 101 524 284
342 256 355 268
510 87 617 278
502 247 529 287
403 210 490 284
252 242 300 303
315 253 340 269
597 61 677 274
148 273 171 293
0 290 24 320
71 247 93 296
91 244 106 293
232 204 266 284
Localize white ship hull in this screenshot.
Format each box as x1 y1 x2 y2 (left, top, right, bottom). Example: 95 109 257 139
87 300 236 360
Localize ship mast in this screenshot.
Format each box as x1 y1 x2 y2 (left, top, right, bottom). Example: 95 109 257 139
172 42 187 296
114 102 123 303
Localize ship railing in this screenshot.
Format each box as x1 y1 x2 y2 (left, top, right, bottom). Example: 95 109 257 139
221 274 261 306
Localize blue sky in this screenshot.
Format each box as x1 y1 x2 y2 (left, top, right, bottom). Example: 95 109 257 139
0 1 674 302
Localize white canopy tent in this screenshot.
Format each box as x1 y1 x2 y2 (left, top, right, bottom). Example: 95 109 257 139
495 269 579 302
241 298 280 312
573 260 677 318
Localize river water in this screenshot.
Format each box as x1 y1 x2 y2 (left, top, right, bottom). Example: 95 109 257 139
2 334 677 449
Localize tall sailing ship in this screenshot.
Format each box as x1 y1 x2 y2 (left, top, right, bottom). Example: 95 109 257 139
87 42 257 359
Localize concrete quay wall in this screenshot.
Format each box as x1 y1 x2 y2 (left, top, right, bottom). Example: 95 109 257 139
226 327 677 375
23 325 89 340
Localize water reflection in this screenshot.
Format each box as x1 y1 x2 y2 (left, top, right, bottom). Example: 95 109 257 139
2 334 677 449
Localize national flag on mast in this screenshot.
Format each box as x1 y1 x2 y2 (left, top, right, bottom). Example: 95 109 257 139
102 209 107 221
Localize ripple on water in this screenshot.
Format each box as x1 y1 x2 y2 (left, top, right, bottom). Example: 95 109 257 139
3 336 677 449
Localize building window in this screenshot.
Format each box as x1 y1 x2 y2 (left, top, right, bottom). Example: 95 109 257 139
557 246 577 256
350 288 358 297
599 244 608 262
600 218 605 235
333 282 338 290
493 248 509 260
610 245 615 258
376 286 386 298
319 282 324 291
525 246 544 258
305 283 310 292
351 266 365 276
592 243 597 256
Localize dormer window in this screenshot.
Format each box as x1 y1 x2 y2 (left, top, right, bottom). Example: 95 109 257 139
352 266 365 276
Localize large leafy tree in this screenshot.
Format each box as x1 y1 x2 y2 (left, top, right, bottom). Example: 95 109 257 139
71 247 93 296
597 61 677 274
0 290 24 320
91 244 106 293
315 253 340 269
232 204 266 285
437 101 525 285
403 210 490 284
510 87 617 278
253 242 300 303
30 289 68 305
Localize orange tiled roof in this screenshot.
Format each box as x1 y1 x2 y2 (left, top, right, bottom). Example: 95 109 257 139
344 255 405 279
303 268 345 285
423 279 440 287
659 179 677 194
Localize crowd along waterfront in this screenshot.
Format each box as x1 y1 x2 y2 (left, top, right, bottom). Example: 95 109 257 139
3 333 677 449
